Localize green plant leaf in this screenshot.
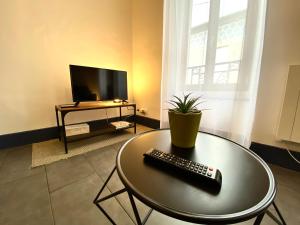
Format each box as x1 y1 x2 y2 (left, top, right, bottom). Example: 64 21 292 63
168 93 203 113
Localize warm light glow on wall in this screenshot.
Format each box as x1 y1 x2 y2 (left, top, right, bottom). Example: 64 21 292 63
0 0 132 134
132 0 163 120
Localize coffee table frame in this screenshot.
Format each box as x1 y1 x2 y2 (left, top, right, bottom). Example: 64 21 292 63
93 131 287 225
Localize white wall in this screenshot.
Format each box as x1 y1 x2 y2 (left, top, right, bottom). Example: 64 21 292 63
251 0 300 152
0 0 133 135
132 0 163 120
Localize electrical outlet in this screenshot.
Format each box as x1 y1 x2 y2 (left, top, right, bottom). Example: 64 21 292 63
137 108 147 114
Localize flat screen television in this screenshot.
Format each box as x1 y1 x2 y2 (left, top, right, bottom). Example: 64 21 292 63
69 65 128 103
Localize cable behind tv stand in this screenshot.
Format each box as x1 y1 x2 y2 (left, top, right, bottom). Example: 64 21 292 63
55 102 136 154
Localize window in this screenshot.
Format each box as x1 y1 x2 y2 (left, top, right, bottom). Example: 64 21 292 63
186 0 248 90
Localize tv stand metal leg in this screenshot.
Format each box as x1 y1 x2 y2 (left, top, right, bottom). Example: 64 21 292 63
55 107 61 141
134 105 136 134
61 113 68 154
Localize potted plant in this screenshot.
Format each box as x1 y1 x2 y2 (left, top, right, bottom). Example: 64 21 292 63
168 93 203 148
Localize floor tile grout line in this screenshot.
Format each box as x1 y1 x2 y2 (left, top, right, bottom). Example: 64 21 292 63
106 185 139 225
94 170 138 225
49 172 96 194
45 166 56 225
0 169 45 186
84 152 138 225
45 153 96 193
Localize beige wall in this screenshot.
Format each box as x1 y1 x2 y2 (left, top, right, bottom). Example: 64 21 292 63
252 0 300 151
0 0 133 135
132 0 163 120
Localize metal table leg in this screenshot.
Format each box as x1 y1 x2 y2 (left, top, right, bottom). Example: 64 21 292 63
93 167 153 225
128 192 143 225
273 202 287 225
265 201 287 225
254 212 265 225
94 167 117 203
94 167 122 225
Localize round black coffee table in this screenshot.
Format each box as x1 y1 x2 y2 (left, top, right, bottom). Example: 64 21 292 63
94 129 286 225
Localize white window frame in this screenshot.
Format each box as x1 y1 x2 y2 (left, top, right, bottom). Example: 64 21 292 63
184 0 249 92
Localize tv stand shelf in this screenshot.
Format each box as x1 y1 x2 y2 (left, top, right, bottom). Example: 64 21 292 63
55 102 136 154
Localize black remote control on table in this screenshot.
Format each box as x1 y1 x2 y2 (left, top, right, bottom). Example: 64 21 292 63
143 148 222 188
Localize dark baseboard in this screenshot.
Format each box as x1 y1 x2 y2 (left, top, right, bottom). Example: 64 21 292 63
135 115 160 129
0 127 58 150
1 116 299 172
0 117 119 150
0 115 158 150
250 142 300 172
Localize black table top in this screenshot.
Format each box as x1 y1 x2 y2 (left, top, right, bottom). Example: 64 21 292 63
116 129 276 224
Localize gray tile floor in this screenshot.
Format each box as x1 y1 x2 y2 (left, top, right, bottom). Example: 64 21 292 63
0 139 299 225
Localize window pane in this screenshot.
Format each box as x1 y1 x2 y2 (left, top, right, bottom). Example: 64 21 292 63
215 19 246 63
213 71 227 84
228 71 238 83
187 0 248 87
188 31 208 67
191 0 210 27
187 31 207 85
213 0 247 85
186 66 205 85
219 0 247 17
186 69 192 85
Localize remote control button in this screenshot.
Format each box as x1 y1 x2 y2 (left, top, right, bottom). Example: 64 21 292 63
209 167 213 171
207 172 212 177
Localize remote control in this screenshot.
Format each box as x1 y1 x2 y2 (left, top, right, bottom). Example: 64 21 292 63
143 148 222 188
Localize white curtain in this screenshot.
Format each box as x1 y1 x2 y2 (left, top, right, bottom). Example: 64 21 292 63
160 0 267 147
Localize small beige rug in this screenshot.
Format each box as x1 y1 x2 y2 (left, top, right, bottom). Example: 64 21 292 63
32 126 151 167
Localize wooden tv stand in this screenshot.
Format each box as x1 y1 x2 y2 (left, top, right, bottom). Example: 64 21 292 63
55 102 136 154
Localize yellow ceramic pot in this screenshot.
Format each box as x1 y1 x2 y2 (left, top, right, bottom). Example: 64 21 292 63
168 110 201 148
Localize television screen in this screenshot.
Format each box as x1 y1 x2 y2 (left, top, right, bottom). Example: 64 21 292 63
69 65 128 102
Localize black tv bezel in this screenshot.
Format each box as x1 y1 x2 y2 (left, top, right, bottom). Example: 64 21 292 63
69 64 128 103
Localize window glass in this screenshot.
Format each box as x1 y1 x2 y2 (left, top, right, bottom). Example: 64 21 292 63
187 0 248 87
191 0 210 27
215 19 245 63
213 0 247 85
219 0 247 17
188 31 208 67
187 30 207 85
